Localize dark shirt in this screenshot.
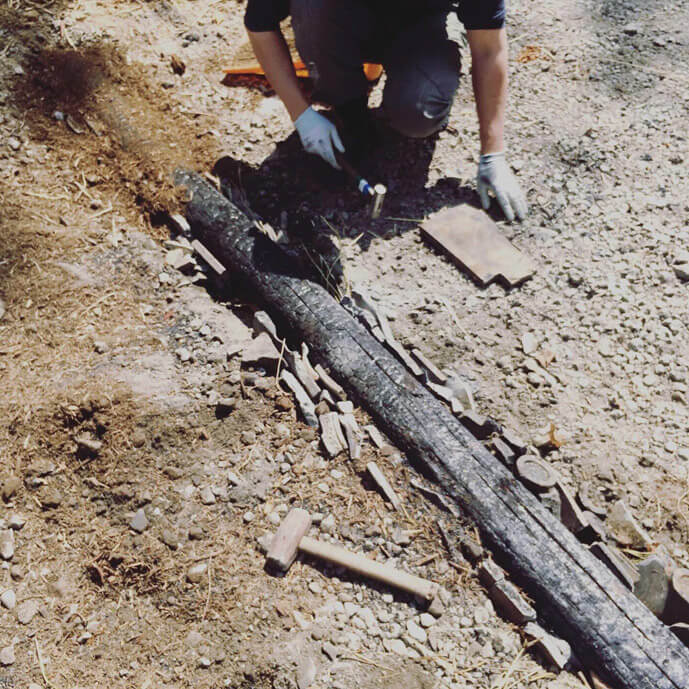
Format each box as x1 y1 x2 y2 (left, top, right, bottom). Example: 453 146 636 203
244 1 506 33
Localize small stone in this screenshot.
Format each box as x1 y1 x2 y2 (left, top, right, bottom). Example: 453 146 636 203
163 465 183 480
186 630 204 648
0 645 14 666
256 532 273 553
17 598 39 624
39 487 63 509
383 638 407 655
200 487 216 505
598 337 615 358
130 508 149 533
176 347 191 362
474 604 492 625
216 397 237 415
161 529 178 550
189 525 204 540
241 430 257 445
308 581 322 594
521 332 538 355
187 562 208 583
10 565 23 581
320 514 336 535
391 527 411 546
27 458 55 476
243 511 255 523
0 589 16 610
131 430 146 447
50 576 69 598
427 596 445 618
1 475 21 501
343 602 359 618
322 642 339 661
461 538 484 563
0 530 14 560
419 613 436 628
198 656 212 668
623 22 642 35
406 619 427 643
7 137 20 151
75 434 103 456
674 264 689 282
608 501 652 549
296 654 317 689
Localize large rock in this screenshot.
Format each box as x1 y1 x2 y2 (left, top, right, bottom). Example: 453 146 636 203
634 552 674 618
241 332 280 369
608 501 652 549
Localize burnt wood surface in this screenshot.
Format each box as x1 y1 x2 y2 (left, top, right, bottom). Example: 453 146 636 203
177 170 689 689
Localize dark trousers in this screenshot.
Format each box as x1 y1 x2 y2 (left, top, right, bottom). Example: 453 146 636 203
291 0 462 138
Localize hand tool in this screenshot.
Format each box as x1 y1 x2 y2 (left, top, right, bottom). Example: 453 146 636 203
335 152 387 219
266 508 438 601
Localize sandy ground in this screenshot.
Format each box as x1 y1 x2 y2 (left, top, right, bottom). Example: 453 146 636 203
1 0 688 687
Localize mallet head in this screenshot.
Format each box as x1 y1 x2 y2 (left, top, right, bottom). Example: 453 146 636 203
265 508 312 572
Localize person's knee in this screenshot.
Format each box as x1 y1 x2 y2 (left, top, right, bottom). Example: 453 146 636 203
384 67 459 138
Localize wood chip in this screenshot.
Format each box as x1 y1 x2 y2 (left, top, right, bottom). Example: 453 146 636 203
319 412 346 458
280 370 318 427
285 350 320 399
314 364 346 401
523 622 572 671
191 239 226 277
366 461 401 509
365 425 386 449
489 580 537 625
411 349 447 384
339 413 361 460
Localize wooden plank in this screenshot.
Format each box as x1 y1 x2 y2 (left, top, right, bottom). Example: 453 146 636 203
176 170 689 689
421 204 536 287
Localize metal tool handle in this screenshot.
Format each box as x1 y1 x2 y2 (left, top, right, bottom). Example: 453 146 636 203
299 535 438 601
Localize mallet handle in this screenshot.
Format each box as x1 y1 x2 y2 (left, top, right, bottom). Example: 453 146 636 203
299 535 438 601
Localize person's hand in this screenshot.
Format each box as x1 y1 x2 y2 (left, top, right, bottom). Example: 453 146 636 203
477 152 528 222
294 106 345 169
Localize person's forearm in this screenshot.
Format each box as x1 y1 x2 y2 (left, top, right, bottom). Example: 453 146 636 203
248 30 310 122
468 29 508 155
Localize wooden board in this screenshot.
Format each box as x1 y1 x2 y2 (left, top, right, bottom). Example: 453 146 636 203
421 204 536 287
176 170 689 689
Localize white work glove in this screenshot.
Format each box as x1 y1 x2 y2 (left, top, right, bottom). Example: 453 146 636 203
477 152 528 222
294 106 345 170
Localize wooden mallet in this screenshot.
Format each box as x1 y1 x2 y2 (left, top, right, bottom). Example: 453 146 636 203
266 508 438 601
